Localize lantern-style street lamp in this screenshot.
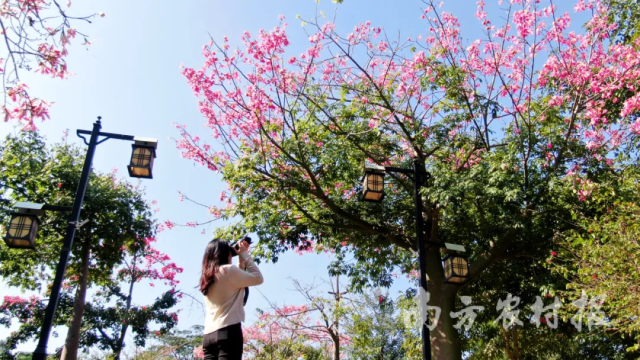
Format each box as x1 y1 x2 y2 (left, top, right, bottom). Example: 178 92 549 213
443 254 469 284
30 117 158 360
359 161 469 360
3 202 43 249
442 243 469 284
128 137 158 179
3 202 74 250
362 164 385 202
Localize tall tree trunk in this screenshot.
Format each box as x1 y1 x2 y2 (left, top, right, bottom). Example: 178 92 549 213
424 207 462 360
329 274 342 360
113 253 137 360
112 323 129 360
60 239 91 360
330 332 340 360
427 282 461 360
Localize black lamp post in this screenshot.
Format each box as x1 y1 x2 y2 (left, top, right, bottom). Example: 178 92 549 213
361 160 468 360
362 160 433 359
20 117 159 360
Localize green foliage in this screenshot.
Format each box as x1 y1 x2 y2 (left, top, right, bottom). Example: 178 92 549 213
0 131 155 291
0 132 178 358
604 0 640 44
80 290 179 354
132 325 204 360
248 339 330 360
552 170 640 354
345 290 417 360
0 290 179 357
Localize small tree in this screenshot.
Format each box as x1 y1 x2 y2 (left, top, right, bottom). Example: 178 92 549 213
242 277 348 360
0 238 182 359
132 325 204 360
346 290 413 360
79 237 183 360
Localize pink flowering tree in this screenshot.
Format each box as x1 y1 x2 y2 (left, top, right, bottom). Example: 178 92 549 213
242 278 350 360
179 0 640 358
0 238 182 359
0 0 103 130
234 277 417 360
0 293 75 357
79 237 183 360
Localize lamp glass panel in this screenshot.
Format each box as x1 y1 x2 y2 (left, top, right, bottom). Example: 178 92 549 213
364 173 384 192
6 238 30 248
363 191 383 202
130 147 152 167
444 255 468 283
128 146 154 179
454 256 469 277
8 215 33 238
129 166 151 178
444 257 453 278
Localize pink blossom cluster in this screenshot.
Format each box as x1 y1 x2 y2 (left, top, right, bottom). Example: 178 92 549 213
193 345 204 359
0 295 40 323
117 238 184 289
178 0 640 262
564 167 599 201
1 295 38 307
1 1 96 130
243 301 350 356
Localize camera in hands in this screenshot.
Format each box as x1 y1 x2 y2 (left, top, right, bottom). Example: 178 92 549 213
230 236 252 257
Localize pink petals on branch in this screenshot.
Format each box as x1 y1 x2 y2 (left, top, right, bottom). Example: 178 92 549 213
1 1 99 130
179 0 640 210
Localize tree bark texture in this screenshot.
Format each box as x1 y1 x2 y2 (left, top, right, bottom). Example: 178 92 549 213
423 206 462 360
428 285 462 360
113 253 137 360
331 332 340 360
60 239 91 360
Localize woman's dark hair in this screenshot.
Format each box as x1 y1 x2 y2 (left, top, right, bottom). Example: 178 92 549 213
199 239 232 295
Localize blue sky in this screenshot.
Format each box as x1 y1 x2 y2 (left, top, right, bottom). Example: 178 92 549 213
0 0 587 355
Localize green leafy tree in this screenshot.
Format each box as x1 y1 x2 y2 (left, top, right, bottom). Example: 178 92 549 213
76 237 182 360
551 169 640 354
131 325 204 360
0 131 156 359
178 0 640 358
345 290 415 360
0 239 182 359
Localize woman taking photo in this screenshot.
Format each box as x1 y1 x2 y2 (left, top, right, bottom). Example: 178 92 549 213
199 238 263 359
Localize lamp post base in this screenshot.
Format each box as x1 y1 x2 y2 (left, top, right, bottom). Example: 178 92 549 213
32 346 48 360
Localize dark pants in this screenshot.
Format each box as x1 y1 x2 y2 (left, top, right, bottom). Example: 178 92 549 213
203 323 243 360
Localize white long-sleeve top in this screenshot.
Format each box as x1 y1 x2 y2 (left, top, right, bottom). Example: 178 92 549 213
203 252 263 334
